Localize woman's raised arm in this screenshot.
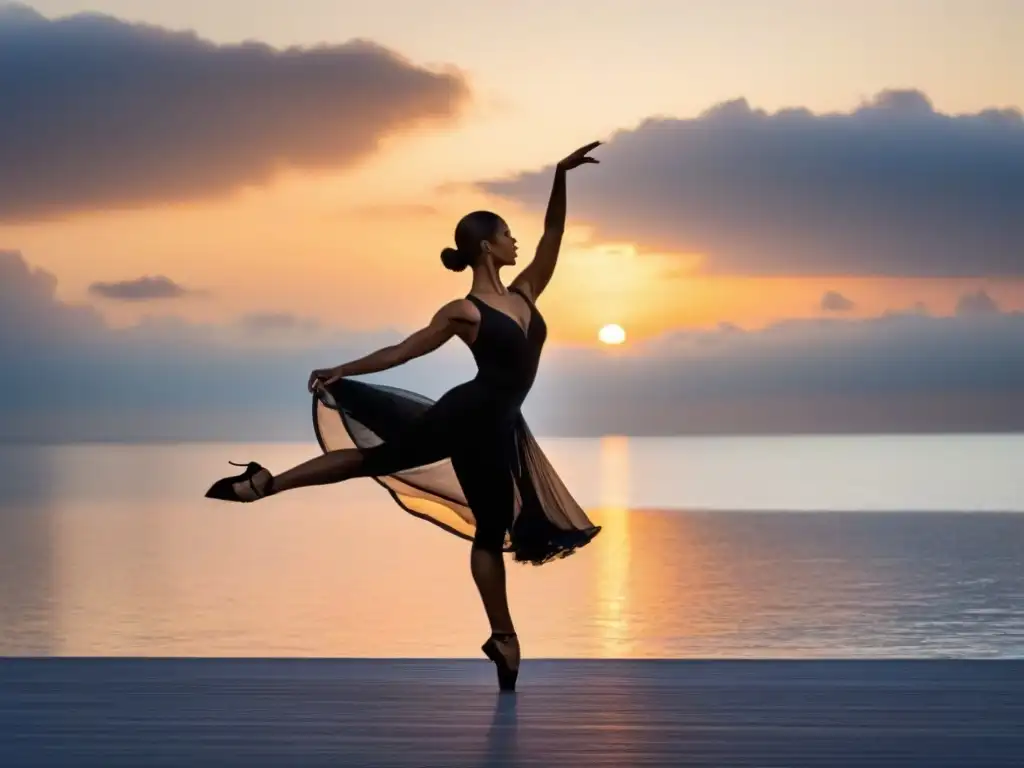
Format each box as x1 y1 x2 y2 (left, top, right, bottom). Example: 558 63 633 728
512 141 600 301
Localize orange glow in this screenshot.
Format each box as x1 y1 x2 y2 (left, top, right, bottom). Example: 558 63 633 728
6 186 1023 344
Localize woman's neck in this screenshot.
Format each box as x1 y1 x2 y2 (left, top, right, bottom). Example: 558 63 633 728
470 260 506 295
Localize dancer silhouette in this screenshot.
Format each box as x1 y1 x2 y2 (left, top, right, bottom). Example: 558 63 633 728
206 141 603 690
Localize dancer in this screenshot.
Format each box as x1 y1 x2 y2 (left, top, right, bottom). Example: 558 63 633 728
206 141 603 691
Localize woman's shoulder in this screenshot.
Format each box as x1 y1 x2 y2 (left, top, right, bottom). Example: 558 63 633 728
437 296 481 325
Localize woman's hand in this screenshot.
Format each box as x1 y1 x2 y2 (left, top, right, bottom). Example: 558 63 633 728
308 367 339 393
556 141 601 172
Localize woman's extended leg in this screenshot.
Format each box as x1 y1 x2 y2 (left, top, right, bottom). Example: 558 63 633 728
270 449 364 494
204 448 364 502
206 394 458 503
274 398 454 496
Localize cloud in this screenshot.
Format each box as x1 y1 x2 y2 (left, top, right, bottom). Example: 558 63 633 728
956 289 1001 316
528 309 1024 435
88 275 198 301
821 290 855 312
482 90 1024 277
1 251 1022 440
0 4 469 222
0 250 105 346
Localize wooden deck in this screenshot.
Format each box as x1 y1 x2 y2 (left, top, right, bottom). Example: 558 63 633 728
1 659 1021 766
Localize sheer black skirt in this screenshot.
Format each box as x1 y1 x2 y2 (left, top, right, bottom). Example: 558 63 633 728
313 378 601 566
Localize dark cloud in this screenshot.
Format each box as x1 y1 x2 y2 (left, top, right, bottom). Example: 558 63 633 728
0 250 104 345
0 4 469 222
956 289 1001 316
88 275 197 301
482 90 1024 277
1 251 1022 440
528 309 1024 435
821 290 855 312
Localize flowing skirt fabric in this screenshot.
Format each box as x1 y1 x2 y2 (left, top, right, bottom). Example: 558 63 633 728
313 378 601 565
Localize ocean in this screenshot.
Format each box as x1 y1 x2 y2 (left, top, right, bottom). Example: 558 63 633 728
1 435 1022 658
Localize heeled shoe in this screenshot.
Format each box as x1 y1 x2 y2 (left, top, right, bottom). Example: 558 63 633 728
482 632 520 692
204 461 273 502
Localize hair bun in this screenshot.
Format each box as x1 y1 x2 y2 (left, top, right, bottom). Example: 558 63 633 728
440 246 469 272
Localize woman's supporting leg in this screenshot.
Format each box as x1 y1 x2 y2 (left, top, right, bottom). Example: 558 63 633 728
472 544 521 690
472 534 521 695
453 444 521 684
470 545 515 636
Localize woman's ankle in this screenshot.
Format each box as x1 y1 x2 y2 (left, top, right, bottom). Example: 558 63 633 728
255 469 276 497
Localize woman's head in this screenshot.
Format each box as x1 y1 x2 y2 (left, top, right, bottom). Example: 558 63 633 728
440 210 518 272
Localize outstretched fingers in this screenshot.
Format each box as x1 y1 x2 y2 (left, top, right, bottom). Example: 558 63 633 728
558 140 602 170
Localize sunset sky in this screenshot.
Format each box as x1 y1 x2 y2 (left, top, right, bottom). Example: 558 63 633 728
1 0 1022 438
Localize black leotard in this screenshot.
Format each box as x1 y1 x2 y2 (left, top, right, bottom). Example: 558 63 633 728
314 286 600 565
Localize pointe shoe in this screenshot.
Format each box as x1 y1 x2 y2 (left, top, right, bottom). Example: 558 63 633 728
204 461 273 502
482 632 520 692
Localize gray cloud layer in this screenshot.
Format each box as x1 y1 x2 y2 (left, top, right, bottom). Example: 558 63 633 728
0 4 468 222
956 289 1001 316
1 251 1021 440
89 275 197 301
483 90 1024 277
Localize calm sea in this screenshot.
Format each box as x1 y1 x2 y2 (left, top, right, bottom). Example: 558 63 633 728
1 435 1022 658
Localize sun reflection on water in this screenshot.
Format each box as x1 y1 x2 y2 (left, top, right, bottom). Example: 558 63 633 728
594 435 632 657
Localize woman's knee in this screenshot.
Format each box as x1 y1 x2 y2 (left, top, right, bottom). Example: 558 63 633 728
471 523 508 555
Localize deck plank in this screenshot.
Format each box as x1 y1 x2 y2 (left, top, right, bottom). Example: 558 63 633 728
1 659 1022 767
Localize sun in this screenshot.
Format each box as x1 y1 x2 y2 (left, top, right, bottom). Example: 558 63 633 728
598 323 626 345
